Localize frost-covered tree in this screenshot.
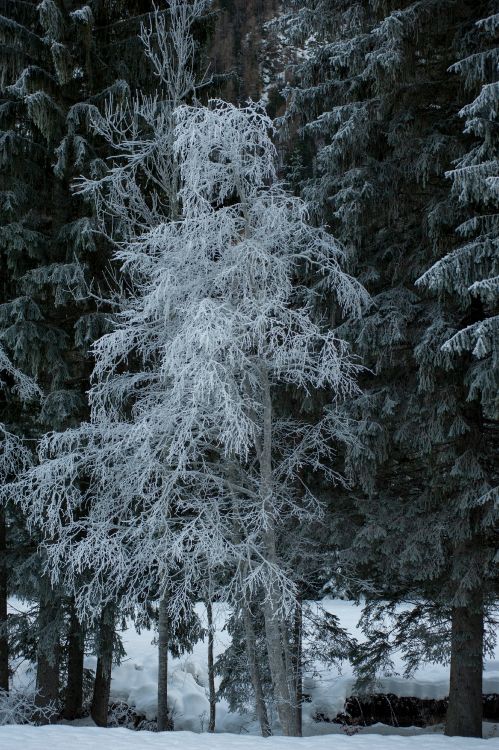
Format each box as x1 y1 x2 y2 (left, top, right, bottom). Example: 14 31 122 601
0 0 158 722
20 93 367 735
11 0 213 730
282 0 498 737
0 390 36 694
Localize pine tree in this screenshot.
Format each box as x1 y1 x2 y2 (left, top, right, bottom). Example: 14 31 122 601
0 0 155 720
416 5 499 735
0 0 66 711
417 6 499 456
282 0 498 736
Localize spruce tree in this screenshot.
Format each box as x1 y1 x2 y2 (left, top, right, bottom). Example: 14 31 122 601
283 0 497 736
0 0 154 720
0 1 61 714
416 5 499 735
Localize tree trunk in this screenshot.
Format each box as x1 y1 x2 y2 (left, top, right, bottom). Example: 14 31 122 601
445 593 483 738
207 594 216 732
258 366 299 736
0 509 8 693
35 587 60 723
63 600 84 719
157 595 171 731
91 605 114 727
262 594 298 736
230 486 271 738
242 600 271 737
293 600 303 737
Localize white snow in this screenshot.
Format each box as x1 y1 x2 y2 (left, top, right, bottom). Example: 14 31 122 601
310 600 499 720
1 725 499 750
83 603 235 732
8 599 499 739
94 600 499 733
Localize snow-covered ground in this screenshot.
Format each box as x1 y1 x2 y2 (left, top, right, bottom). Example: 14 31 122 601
1 725 499 750
6 598 499 747
78 600 499 734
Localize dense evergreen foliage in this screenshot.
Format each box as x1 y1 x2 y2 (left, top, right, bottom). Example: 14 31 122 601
0 0 155 723
283 0 499 737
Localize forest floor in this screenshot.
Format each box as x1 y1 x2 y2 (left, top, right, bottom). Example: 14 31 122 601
7 599 499 744
77 600 499 734
1 725 498 750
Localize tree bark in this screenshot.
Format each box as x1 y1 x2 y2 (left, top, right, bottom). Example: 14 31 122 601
262 593 298 736
35 586 60 723
0 509 8 693
258 366 299 736
242 600 271 737
293 600 303 737
157 594 171 731
206 594 216 732
91 605 114 727
63 600 84 719
445 593 484 738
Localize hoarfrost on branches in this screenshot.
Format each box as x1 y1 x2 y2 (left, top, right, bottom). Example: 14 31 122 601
19 86 368 735
20 97 368 624
0 688 57 726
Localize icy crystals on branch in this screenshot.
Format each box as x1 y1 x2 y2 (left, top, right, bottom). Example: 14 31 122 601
22 96 369 626
91 97 368 736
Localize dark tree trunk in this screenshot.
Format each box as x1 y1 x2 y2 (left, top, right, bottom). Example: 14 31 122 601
35 587 60 723
0 509 8 692
445 592 484 738
207 595 216 732
63 600 85 719
91 605 114 727
242 601 271 737
157 595 171 731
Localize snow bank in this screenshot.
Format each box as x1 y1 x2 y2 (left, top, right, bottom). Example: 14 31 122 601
85 599 499 733
9 598 499 736
1 726 498 750
83 603 238 733
306 600 499 722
